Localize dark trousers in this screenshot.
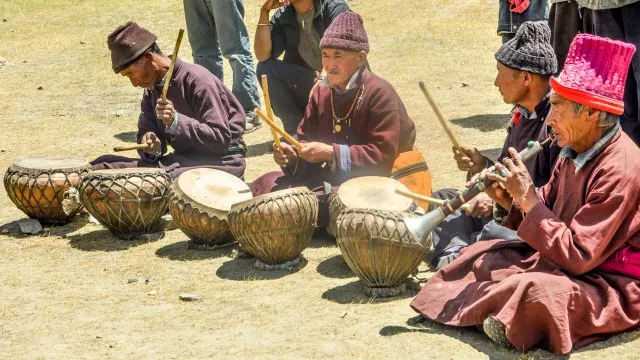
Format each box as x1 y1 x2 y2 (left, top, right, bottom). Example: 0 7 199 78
256 59 317 135
428 188 522 269
594 2 640 146
549 1 595 74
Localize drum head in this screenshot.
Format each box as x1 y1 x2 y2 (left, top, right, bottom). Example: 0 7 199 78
90 168 167 176
176 168 252 212
337 176 412 210
14 156 89 170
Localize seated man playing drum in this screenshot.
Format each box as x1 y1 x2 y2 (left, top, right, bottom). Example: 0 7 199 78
91 22 246 179
250 11 430 226
410 34 640 355
429 21 562 269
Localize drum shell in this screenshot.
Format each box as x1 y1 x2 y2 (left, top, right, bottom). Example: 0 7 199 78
228 188 318 265
79 170 171 239
336 208 427 288
169 194 232 246
4 165 90 225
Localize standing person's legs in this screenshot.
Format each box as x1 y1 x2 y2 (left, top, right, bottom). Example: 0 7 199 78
211 0 261 124
256 60 316 134
549 1 595 74
183 0 224 79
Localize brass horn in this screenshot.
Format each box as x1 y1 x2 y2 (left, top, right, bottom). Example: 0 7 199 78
404 137 554 244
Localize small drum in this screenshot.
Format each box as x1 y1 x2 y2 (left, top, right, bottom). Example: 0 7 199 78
328 176 416 237
336 208 430 297
228 187 318 269
4 156 91 224
169 168 252 247
79 168 171 240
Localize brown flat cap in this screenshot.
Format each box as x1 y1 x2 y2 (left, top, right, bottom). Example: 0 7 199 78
107 21 157 73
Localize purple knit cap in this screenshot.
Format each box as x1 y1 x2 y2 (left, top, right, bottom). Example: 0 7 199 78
320 12 369 53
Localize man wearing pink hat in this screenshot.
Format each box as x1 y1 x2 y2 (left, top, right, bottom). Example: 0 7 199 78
409 34 640 354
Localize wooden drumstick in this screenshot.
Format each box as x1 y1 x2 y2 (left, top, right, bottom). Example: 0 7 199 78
418 81 465 152
395 188 470 211
161 29 185 101
113 143 150 152
261 75 282 150
255 109 303 149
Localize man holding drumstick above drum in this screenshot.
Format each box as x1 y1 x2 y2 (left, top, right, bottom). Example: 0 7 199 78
429 21 562 269
250 11 430 226
92 22 247 179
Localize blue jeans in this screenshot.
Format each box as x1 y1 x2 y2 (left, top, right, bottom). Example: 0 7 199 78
183 0 260 114
256 59 316 134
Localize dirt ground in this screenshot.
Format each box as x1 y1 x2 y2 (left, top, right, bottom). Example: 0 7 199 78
1 1 639 359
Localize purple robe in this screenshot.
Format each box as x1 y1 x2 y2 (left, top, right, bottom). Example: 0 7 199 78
92 59 246 179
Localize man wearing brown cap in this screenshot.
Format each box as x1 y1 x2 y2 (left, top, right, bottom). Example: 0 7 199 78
91 22 247 179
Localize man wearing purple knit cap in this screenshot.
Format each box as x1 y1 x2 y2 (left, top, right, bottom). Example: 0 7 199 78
410 34 640 354
250 11 429 228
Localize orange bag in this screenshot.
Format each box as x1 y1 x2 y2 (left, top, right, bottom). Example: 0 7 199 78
390 147 432 209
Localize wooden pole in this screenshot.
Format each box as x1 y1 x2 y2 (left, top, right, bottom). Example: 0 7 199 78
395 188 470 211
419 81 464 152
161 29 185 101
261 75 282 150
113 143 150 152
255 109 303 149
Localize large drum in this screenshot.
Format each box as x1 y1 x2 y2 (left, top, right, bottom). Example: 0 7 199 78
327 176 416 237
79 168 171 240
4 156 91 224
336 208 430 297
169 168 252 247
228 187 318 269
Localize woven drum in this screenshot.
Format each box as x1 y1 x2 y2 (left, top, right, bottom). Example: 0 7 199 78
336 208 429 297
4 156 91 224
169 168 252 247
327 176 416 237
79 168 171 240
228 187 318 267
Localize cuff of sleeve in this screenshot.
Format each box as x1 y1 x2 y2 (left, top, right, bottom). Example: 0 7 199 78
333 143 351 175
165 111 179 137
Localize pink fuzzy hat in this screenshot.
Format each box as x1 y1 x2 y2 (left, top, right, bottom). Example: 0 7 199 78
550 34 636 115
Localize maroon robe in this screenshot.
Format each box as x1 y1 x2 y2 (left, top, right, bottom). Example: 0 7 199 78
92 59 246 179
250 69 417 225
411 129 640 354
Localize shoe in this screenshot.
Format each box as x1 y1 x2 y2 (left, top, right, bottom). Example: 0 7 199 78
244 112 263 134
482 317 512 348
406 314 430 328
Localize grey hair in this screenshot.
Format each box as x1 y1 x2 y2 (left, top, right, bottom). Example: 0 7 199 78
570 101 619 129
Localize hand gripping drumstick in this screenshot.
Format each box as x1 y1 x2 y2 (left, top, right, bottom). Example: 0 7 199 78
261 75 282 150
418 81 465 153
255 109 303 149
113 143 150 152
161 29 185 101
395 188 470 212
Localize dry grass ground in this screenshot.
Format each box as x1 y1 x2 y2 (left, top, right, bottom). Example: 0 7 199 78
0 1 638 359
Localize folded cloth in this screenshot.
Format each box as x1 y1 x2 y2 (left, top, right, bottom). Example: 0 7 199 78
599 245 640 280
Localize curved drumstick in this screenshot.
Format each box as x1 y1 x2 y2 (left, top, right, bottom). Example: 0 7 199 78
261 75 282 150
395 188 470 212
113 143 150 152
255 109 303 149
419 81 464 152
162 29 185 101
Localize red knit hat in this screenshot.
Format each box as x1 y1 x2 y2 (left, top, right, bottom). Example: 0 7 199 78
550 34 636 115
107 22 157 74
320 12 369 53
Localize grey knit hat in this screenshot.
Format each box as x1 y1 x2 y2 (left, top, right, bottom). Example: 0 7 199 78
495 21 557 76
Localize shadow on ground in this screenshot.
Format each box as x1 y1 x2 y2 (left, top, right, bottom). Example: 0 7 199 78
113 131 137 143
322 279 418 304
246 140 273 157
68 228 163 252
155 240 235 261
215 256 307 281
451 114 511 132
316 255 355 279
0 213 90 239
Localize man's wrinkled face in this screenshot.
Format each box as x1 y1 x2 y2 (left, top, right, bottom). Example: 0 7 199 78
121 55 156 89
322 48 366 89
546 91 593 148
494 61 527 104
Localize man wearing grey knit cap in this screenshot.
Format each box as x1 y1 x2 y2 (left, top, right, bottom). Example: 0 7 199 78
427 21 562 270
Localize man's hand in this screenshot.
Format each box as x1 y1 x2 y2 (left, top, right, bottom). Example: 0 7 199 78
487 147 540 212
453 145 487 174
156 98 176 127
273 142 297 167
463 193 493 218
299 142 334 163
140 132 161 155
262 0 289 12
467 168 513 210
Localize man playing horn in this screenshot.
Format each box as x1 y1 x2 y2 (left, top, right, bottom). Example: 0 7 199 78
91 22 247 179
428 21 562 269
250 11 430 226
410 34 640 355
